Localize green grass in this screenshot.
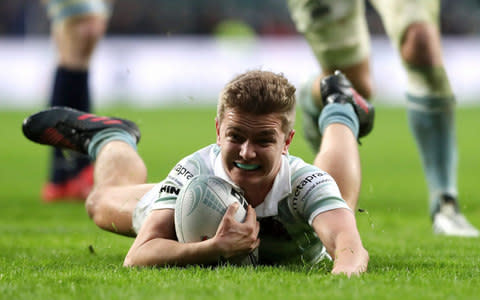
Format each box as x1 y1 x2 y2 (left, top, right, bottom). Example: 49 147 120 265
1 106 479 299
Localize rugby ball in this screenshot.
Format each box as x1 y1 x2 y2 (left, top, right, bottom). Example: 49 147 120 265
174 175 258 265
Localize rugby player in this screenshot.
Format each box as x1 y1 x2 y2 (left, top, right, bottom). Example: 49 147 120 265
23 70 372 276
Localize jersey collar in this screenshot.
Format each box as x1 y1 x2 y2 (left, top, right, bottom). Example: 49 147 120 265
213 150 292 217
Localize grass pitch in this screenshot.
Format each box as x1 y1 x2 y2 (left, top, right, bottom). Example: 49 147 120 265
1 106 479 299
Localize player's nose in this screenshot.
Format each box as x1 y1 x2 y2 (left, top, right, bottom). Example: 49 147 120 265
239 141 256 160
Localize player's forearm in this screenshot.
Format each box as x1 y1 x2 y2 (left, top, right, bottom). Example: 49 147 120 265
329 231 369 276
312 208 369 275
123 238 223 267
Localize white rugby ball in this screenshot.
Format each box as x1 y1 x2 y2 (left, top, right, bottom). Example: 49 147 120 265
174 175 258 265
175 175 248 243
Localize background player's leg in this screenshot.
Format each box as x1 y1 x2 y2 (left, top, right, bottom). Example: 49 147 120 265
43 0 110 202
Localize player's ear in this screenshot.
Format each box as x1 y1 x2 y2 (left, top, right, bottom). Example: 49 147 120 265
282 130 295 154
215 117 221 145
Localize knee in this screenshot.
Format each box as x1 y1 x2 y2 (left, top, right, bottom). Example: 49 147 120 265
85 187 107 226
71 17 107 47
85 188 99 220
55 16 107 67
400 23 442 66
400 24 452 95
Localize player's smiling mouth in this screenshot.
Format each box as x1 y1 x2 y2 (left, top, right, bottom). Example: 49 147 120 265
234 162 260 171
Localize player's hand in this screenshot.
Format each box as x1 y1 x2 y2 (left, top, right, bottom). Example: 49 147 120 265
213 203 260 259
331 246 369 277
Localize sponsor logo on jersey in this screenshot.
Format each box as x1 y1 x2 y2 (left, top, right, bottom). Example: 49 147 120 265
292 172 330 210
173 164 194 180
159 184 180 195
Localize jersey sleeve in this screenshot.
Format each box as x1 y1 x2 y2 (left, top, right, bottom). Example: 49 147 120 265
150 146 214 210
290 165 351 225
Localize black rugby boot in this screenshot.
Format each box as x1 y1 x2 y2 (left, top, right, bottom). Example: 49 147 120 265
321 70 375 138
22 106 140 154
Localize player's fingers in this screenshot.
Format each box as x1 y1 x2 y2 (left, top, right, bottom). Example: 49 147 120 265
253 220 260 237
244 205 257 224
252 238 261 250
224 202 240 217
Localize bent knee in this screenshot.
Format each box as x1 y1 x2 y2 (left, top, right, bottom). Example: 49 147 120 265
85 188 101 221
85 187 136 235
85 189 115 232
400 23 443 66
85 187 112 227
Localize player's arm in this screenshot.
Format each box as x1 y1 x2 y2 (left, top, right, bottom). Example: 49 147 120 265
311 208 369 276
123 204 259 267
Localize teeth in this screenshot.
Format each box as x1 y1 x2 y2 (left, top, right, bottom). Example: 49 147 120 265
235 162 260 171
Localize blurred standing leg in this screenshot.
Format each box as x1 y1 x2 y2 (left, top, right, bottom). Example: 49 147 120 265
42 0 112 202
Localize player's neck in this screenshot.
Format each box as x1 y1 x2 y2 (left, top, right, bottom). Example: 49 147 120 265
243 183 272 208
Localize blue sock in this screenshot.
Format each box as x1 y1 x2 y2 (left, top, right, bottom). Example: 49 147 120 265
318 103 359 138
406 94 457 216
87 129 138 161
49 67 91 183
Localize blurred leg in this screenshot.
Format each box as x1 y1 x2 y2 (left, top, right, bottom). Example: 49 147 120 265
372 0 478 235
43 0 110 202
401 23 457 214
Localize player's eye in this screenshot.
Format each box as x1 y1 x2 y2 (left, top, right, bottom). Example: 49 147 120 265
227 132 244 143
257 139 274 146
256 136 276 146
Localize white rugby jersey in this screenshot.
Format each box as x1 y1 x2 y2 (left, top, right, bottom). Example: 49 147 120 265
133 144 350 264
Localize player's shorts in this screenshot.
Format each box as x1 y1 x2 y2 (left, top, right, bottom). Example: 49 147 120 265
287 0 439 69
45 0 112 24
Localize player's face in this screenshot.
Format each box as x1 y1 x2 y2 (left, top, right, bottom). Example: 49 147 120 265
216 108 295 192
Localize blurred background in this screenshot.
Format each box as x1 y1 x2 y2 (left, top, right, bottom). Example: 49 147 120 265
1 0 479 108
